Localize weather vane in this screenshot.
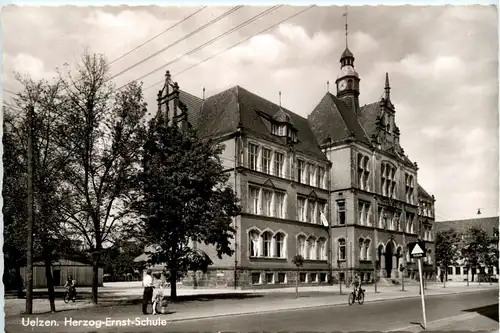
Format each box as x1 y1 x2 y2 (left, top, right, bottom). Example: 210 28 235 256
343 6 348 48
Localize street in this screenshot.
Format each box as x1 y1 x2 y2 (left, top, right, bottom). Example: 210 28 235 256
7 289 497 332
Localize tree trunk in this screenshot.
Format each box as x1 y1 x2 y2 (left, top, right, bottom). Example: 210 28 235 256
43 257 56 312
16 265 24 298
295 268 299 299
170 268 177 300
92 259 99 304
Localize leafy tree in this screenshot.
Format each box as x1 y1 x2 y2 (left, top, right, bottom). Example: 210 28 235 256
3 77 71 312
134 116 240 299
101 240 144 281
435 228 460 287
483 227 499 284
460 225 489 283
55 52 148 303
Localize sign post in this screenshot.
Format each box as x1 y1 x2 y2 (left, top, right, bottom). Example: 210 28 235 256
409 241 427 330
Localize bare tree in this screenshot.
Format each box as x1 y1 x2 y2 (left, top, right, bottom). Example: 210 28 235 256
55 52 147 303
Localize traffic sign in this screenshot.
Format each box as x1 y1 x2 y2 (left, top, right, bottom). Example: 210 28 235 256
408 241 426 259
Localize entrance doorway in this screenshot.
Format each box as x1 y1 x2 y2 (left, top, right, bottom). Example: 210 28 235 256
385 242 394 278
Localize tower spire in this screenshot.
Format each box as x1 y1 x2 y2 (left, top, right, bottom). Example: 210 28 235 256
343 6 348 48
384 72 391 100
279 91 282 107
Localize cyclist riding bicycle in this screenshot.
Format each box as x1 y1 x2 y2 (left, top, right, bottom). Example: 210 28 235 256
350 273 361 298
64 275 76 298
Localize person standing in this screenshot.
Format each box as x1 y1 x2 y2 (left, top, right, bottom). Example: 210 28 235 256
142 269 153 315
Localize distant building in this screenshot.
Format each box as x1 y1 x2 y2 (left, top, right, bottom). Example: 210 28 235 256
436 216 499 282
141 26 436 289
20 256 104 288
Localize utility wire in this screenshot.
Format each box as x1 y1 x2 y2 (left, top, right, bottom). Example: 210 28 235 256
119 5 284 91
143 5 316 93
110 6 244 81
108 6 207 66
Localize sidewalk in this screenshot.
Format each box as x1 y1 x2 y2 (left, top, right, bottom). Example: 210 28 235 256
5 281 498 323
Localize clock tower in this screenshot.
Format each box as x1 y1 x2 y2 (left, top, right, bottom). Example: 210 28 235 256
335 9 360 113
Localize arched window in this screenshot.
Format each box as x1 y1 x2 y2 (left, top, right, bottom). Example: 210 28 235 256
381 162 397 198
307 237 317 260
338 238 346 261
358 238 365 259
297 235 306 257
262 231 273 257
364 239 371 260
249 230 260 257
275 232 286 258
317 238 327 260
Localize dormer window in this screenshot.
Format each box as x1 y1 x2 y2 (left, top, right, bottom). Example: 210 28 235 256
271 123 286 136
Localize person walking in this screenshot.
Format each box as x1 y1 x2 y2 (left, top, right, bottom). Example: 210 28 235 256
142 269 153 315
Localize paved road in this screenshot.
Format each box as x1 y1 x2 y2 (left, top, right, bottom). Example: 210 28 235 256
116 290 498 332
9 289 497 332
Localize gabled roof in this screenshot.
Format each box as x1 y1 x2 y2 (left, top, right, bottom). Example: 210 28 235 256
417 183 433 201
179 90 204 129
435 216 499 236
195 86 327 161
308 92 370 146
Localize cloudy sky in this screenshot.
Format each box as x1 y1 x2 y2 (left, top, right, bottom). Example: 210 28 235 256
2 5 498 221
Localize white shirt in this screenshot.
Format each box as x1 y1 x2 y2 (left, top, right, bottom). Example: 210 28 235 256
142 274 153 287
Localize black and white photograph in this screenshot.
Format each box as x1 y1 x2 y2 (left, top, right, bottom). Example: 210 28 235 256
2 2 498 332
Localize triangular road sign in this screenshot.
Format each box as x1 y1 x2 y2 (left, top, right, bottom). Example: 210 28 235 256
411 243 424 256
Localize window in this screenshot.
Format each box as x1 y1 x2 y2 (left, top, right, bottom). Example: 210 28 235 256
381 162 397 198
272 124 286 136
317 238 327 260
278 273 286 283
249 187 260 214
320 273 327 282
455 267 461 275
364 239 371 260
317 203 326 225
266 273 274 284
248 143 259 171
275 232 285 258
317 167 325 189
310 273 318 283
307 237 316 260
378 207 387 229
262 231 272 257
358 201 371 226
357 154 370 191
300 273 307 283
249 230 260 257
447 267 453 275
297 235 306 257
262 190 273 216
307 163 315 186
274 152 284 177
406 212 415 233
261 148 272 174
297 159 305 183
338 238 346 261
297 197 306 222
337 200 346 225
307 201 314 223
405 173 415 204
275 192 285 218
251 273 261 284
358 238 364 259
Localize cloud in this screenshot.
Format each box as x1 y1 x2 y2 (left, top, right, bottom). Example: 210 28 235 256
3 53 57 82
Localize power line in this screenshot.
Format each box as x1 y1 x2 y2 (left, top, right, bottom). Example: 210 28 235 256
110 6 244 81
4 89 17 95
108 6 207 66
119 5 284 91
143 5 316 93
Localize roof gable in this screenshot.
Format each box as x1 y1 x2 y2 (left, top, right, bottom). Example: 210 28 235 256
308 93 370 146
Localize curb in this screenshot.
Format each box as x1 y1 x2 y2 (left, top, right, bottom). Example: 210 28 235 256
162 287 497 323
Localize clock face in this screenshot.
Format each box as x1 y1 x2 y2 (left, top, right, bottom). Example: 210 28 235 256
339 80 347 91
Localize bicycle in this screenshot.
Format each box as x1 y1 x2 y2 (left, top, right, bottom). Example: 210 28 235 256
348 288 365 305
64 287 76 303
